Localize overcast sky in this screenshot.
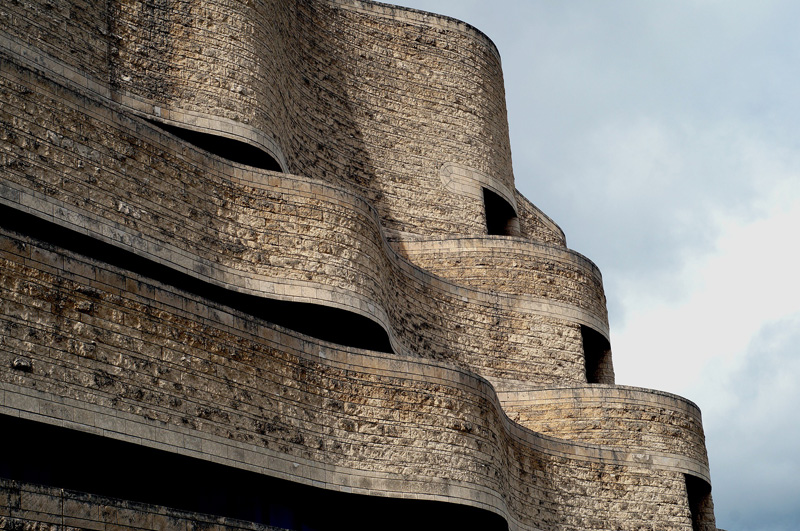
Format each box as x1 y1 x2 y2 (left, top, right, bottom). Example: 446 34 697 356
390 1 800 529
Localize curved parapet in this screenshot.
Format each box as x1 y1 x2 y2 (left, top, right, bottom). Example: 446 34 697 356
498 385 711 482
1 0 515 236
515 190 567 246
394 235 608 330
394 234 614 384
0 0 719 529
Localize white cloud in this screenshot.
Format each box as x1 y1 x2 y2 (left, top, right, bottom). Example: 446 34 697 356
612 173 800 529
612 170 800 387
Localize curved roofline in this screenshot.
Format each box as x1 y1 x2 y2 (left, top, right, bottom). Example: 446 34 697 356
328 0 502 63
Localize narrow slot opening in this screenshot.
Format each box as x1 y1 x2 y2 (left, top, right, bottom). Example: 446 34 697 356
580 325 614 384
149 120 283 172
483 188 520 236
685 474 715 531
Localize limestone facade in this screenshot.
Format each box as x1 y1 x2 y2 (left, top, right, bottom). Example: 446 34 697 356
0 1 717 529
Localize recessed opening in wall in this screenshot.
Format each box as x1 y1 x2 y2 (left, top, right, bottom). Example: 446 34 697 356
581 326 614 384
149 120 283 172
483 188 520 236
685 474 715 531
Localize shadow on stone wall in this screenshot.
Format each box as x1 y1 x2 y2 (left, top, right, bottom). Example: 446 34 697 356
0 205 393 353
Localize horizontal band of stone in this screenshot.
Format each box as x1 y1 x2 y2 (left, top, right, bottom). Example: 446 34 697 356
0 326 710 527
396 235 603 283
0 225 710 527
514 191 567 246
0 173 607 358
395 235 608 331
498 385 710 479
329 0 502 63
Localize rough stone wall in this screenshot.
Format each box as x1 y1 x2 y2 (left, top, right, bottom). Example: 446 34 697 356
0 59 602 387
0 226 706 529
0 0 110 80
109 0 515 236
0 480 288 531
394 236 608 324
0 0 718 529
499 386 711 467
515 190 568 246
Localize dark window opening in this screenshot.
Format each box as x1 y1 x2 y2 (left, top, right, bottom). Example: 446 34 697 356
685 474 715 531
0 415 509 531
581 326 615 384
149 120 283 172
483 188 520 236
1 205 392 353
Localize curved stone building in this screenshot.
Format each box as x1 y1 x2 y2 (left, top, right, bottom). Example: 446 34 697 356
0 1 718 529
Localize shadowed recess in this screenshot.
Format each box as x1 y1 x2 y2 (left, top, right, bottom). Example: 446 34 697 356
148 120 284 172
483 188 520 236
581 325 614 384
0 205 393 353
685 474 715 531
0 415 508 531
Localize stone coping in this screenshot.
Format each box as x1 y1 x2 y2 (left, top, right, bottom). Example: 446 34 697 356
514 190 567 244
392 234 603 282
497 383 703 414
1 328 712 524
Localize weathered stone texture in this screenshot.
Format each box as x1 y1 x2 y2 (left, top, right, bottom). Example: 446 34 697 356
395 236 607 322
0 0 109 79
515 191 568 246
0 227 703 529
500 386 711 468
109 0 514 236
0 0 718 529
0 62 599 387
0 480 288 531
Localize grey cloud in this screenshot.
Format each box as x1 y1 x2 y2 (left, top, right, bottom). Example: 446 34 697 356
699 315 800 530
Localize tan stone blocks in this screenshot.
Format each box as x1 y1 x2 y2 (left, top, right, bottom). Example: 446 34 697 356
499 385 710 481
0 229 705 528
0 60 593 385
397 235 609 332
